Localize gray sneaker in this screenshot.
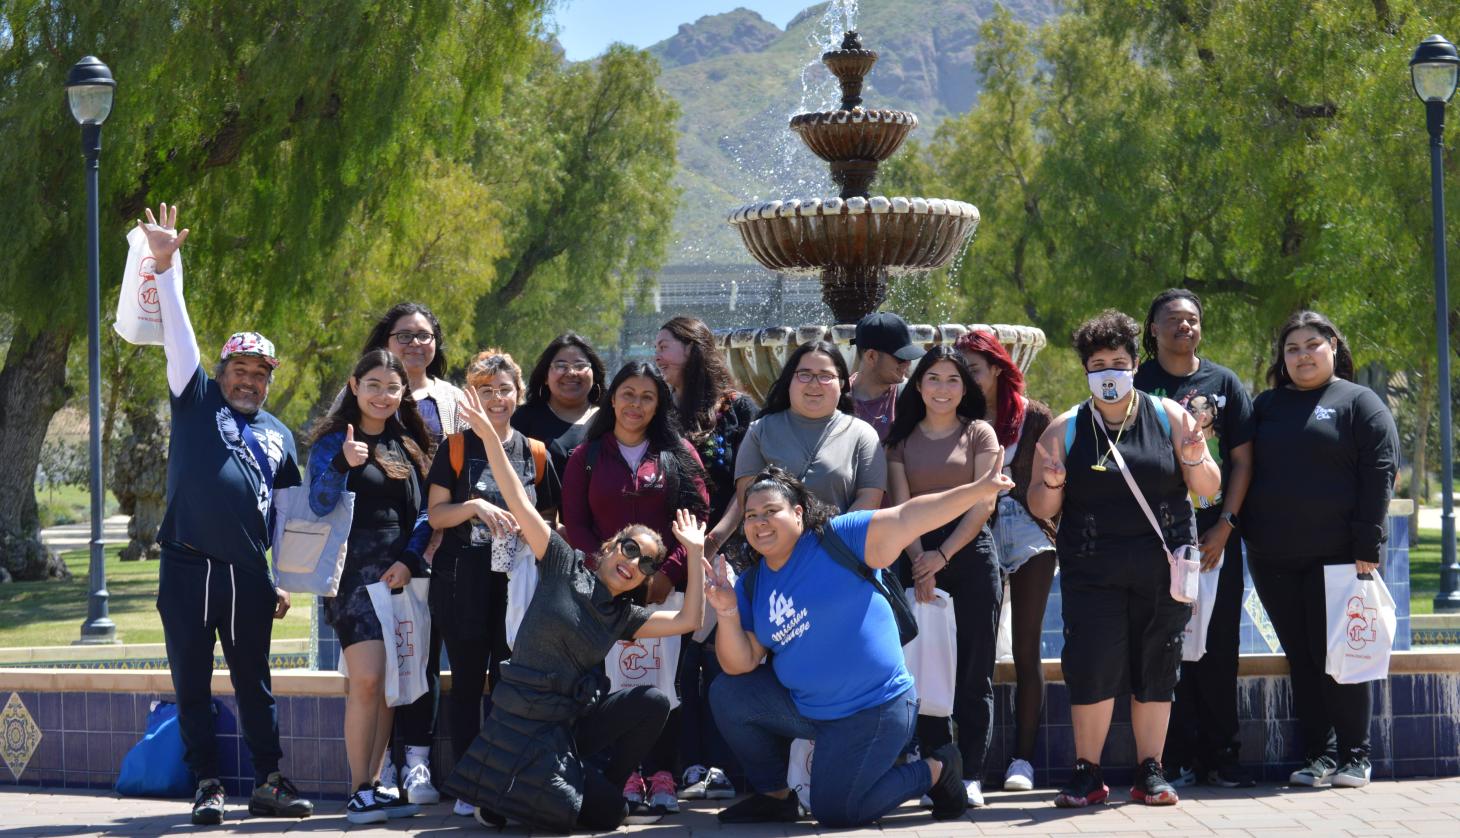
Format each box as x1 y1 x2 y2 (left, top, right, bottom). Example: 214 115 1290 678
1289 756 1338 787
1331 758 1372 788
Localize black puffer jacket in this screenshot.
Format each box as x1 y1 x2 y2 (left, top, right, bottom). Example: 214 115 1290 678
442 661 604 833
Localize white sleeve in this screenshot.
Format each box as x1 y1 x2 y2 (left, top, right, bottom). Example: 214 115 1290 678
156 263 201 397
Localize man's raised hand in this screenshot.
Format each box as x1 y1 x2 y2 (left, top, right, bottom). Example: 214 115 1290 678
138 203 189 272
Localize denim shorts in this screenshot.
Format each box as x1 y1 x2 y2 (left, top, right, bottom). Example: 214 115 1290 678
993 495 1055 575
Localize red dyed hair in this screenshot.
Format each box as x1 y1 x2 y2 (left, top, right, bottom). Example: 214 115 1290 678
953 331 1026 447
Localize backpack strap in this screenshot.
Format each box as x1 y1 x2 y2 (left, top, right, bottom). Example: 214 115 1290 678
1061 406 1080 454
583 437 602 478
528 438 547 487
1147 392 1172 436
449 432 465 477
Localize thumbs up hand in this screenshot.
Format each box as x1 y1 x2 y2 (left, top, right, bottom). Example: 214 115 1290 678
342 423 369 468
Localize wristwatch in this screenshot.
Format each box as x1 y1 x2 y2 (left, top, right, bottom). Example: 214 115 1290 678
1220 511 1238 529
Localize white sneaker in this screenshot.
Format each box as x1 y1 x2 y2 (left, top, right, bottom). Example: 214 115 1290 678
378 761 399 796
920 795 933 807
1003 758 1034 791
453 799 475 816
965 779 984 807
678 765 708 799
402 763 440 805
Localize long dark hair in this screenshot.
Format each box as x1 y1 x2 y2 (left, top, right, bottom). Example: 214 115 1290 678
741 465 836 542
1142 288 1204 361
1266 310 1355 388
660 315 736 436
884 347 987 450
760 341 853 416
309 350 436 476
953 330 1022 446
584 362 708 517
524 332 606 406
361 302 446 379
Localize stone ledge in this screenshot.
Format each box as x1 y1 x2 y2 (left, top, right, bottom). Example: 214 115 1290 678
0 639 309 666
4 650 1456 696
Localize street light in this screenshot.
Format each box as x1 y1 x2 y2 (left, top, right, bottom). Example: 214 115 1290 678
66 55 117 643
1411 35 1460 613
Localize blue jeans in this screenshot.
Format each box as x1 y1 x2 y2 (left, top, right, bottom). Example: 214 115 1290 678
710 667 926 827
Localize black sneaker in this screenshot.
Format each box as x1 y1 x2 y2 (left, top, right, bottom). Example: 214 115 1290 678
1205 749 1256 788
192 779 226 826
624 800 663 825
717 792 803 823
346 785 387 825
1289 755 1338 787
1054 759 1109 808
926 743 968 821
373 781 420 819
1130 758 1179 805
247 772 313 818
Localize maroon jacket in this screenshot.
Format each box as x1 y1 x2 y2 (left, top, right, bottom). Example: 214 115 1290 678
561 436 709 587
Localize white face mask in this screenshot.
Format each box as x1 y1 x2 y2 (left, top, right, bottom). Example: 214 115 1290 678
1086 368 1134 404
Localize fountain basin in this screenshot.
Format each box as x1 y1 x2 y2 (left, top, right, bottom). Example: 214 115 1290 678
728 196 979 274
789 109 917 162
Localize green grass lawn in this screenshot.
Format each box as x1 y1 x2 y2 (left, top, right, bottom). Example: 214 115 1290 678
1411 527 1441 616
0 547 313 649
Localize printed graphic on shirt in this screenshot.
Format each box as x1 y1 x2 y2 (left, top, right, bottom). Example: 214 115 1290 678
767 588 811 645
1314 405 1336 421
1149 386 1224 509
213 407 286 517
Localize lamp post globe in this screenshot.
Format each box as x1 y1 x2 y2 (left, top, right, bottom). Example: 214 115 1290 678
1413 34 1460 613
64 56 115 125
67 54 117 643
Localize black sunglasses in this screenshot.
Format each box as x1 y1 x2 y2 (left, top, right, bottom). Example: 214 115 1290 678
617 537 665 576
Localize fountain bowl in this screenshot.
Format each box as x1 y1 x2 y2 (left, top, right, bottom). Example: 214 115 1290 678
790 109 918 163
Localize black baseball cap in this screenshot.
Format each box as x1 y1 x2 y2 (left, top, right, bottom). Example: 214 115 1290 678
852 312 926 361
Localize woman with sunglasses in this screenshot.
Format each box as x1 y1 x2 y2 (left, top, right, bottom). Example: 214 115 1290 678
719 341 885 533
442 388 708 832
707 457 1014 827
514 333 608 478
561 361 711 813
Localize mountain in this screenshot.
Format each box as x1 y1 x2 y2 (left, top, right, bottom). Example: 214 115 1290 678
648 0 1063 269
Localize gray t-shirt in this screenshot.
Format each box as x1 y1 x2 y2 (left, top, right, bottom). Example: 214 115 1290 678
734 410 887 512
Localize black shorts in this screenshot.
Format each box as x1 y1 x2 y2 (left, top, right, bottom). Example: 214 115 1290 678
1059 545 1192 704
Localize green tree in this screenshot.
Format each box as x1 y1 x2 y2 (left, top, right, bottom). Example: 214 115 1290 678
0 0 547 580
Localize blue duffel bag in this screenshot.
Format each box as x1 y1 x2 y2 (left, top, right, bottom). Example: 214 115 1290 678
115 700 196 797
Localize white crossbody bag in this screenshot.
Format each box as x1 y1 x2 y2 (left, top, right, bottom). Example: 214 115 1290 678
1093 412 1200 604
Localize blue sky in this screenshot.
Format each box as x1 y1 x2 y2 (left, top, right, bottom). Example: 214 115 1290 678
549 0 800 61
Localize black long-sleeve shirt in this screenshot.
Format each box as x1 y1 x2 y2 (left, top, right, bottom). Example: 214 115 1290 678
1243 379 1398 567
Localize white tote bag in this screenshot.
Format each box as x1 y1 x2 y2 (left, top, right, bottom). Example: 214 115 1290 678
787 738 814 813
365 579 432 707
902 587 957 718
504 555 539 651
605 592 684 708
1181 557 1223 661
1323 566 1397 684
113 225 172 345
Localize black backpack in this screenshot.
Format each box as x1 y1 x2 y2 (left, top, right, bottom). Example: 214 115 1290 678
740 524 918 647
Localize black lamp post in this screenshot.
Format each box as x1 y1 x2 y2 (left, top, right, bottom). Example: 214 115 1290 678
66 55 118 643
1411 35 1460 613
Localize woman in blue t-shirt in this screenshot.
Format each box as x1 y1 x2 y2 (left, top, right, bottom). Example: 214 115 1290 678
706 460 1013 827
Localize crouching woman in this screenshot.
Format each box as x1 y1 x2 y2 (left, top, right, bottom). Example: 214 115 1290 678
441 387 706 833
707 459 1013 827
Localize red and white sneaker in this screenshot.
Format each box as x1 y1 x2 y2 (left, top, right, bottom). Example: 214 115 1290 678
1130 758 1179 805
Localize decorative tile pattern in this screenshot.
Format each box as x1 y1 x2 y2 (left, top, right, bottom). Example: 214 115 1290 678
2 691 42 780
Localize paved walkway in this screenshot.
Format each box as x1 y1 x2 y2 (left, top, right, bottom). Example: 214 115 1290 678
38 516 130 552
3 778 1459 837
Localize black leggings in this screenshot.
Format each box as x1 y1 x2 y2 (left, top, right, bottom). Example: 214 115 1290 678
439 570 511 765
575 686 672 830
1249 555 1373 761
909 526 1002 780
1007 550 1055 762
393 626 441 751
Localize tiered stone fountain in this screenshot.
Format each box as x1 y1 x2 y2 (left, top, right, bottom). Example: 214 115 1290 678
720 30 1044 400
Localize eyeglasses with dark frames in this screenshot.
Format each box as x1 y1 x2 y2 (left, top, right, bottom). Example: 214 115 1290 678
389 330 437 345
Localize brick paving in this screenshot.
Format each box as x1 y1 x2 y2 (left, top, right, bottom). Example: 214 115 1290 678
3 777 1459 837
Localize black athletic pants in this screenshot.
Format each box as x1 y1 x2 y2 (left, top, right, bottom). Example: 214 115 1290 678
437 566 511 765
1249 553 1373 761
575 686 672 829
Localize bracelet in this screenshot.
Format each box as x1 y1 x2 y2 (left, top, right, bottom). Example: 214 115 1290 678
935 548 948 564
1043 479 1065 490
715 607 739 619
1180 454 1208 467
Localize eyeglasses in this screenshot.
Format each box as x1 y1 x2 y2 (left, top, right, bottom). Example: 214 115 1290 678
475 385 517 400
551 361 593 374
389 330 436 345
793 370 838 385
359 381 405 398
617 537 665 575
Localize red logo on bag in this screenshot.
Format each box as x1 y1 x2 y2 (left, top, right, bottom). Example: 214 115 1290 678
1345 596 1378 650
395 619 416 665
137 257 161 314
618 641 660 679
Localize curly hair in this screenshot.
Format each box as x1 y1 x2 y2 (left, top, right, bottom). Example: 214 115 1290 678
465 348 524 400
361 302 446 379
759 341 854 417
308 349 436 476
659 315 736 436
741 465 836 540
953 330 1024 447
1072 309 1141 366
1142 288 1204 360
524 333 606 406
1266 310 1355 388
